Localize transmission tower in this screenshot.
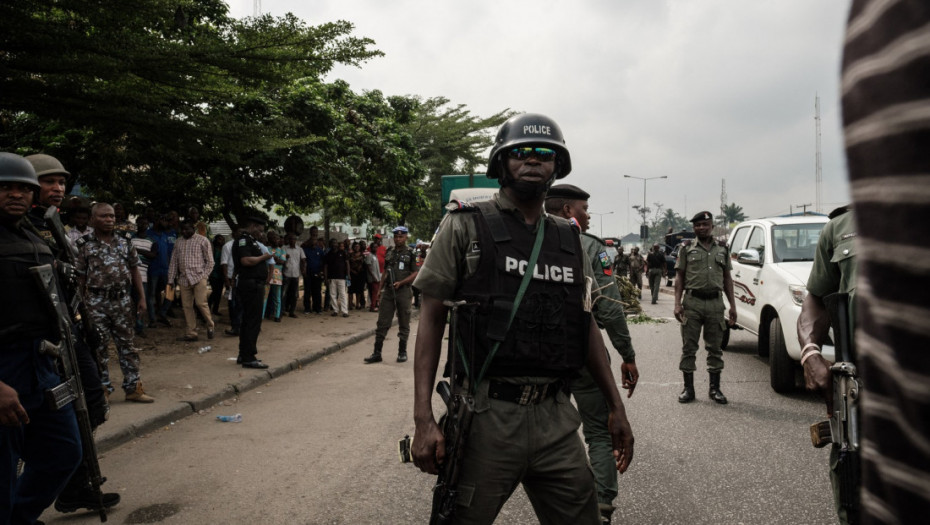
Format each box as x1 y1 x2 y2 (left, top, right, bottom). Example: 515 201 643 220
254 0 262 16
815 94 822 213
720 178 727 229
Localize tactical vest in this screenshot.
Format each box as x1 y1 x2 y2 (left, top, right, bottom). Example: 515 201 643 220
0 222 58 343
454 201 589 378
233 232 268 281
384 247 414 285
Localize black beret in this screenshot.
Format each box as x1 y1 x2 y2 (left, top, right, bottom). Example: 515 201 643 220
691 211 714 223
546 184 590 201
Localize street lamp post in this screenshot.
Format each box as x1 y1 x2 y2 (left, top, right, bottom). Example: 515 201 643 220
624 174 667 243
589 211 614 237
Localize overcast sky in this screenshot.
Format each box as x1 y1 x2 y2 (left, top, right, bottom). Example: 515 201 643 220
228 0 852 236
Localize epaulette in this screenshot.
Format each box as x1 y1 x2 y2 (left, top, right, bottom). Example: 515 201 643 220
447 200 480 213
75 234 90 248
581 231 606 246
119 230 134 242
828 205 851 220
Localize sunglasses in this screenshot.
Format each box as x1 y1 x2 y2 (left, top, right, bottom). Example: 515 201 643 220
506 147 557 162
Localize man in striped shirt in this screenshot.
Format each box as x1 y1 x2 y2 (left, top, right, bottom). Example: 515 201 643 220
167 220 215 341
842 1 930 522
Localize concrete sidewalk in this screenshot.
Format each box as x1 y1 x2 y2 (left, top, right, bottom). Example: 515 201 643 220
96 306 409 453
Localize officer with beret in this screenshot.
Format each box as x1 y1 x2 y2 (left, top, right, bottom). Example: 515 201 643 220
0 152 83 523
545 183 639 524
673 211 736 404
233 216 272 369
364 225 418 364
412 114 634 524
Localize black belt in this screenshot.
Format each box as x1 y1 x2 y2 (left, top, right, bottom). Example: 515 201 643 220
686 289 721 300
86 286 128 299
488 380 564 405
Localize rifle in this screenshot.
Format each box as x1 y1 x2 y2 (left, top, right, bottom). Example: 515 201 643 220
809 292 860 525
30 264 108 522
430 300 475 525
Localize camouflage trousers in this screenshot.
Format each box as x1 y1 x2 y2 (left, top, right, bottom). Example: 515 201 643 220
86 292 142 394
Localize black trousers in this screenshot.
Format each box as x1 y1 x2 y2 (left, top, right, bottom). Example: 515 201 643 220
237 279 264 362
283 277 299 315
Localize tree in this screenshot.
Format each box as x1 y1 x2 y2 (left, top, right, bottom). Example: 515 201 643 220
395 97 512 238
1 1 383 221
721 203 747 226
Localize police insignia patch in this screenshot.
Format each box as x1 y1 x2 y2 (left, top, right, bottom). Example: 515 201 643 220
238 239 247 246
470 241 480 253
598 251 613 276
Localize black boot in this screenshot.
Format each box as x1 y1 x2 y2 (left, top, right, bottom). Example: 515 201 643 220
54 466 121 514
678 372 695 403
397 340 408 363
364 341 383 364
709 372 728 404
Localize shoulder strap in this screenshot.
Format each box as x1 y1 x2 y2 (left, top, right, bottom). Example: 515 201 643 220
473 200 511 243
552 216 577 254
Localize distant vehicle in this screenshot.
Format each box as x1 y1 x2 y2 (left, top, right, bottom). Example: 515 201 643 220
725 215 832 393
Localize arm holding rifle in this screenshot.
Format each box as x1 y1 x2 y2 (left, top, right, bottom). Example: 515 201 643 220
412 295 449 475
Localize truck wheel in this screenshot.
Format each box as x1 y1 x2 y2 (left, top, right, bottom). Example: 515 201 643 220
721 325 729 350
769 317 795 393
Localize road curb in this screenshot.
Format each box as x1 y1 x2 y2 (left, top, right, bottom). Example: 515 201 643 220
98 403 193 453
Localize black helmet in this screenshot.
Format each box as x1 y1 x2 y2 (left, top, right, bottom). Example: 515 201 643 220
0 152 40 191
486 113 572 180
26 153 70 179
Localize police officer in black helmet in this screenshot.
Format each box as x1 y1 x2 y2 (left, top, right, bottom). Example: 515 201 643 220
0 152 83 523
412 114 634 524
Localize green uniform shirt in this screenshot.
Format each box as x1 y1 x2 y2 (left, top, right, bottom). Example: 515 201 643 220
806 210 857 298
581 232 635 362
413 192 595 305
675 240 731 291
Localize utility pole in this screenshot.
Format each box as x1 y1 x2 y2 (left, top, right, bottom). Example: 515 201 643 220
797 203 812 215
254 0 262 16
815 94 823 214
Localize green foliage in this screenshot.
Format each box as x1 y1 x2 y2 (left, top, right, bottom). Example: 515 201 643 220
1 1 511 233
397 97 513 238
626 313 667 324
721 202 747 226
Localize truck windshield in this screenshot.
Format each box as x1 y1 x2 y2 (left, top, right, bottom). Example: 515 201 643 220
771 223 825 262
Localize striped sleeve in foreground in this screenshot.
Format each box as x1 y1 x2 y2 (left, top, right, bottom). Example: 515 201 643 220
842 0 930 523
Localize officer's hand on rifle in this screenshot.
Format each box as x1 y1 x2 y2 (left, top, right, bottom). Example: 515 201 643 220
620 362 639 398
412 419 446 475
0 382 29 426
607 406 634 473
803 353 834 415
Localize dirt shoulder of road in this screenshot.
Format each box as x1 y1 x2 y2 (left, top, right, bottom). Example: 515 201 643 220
96 305 408 452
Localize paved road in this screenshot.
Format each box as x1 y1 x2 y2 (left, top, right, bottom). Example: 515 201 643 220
42 291 838 524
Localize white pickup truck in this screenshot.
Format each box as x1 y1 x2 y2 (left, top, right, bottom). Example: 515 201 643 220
725 216 833 393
